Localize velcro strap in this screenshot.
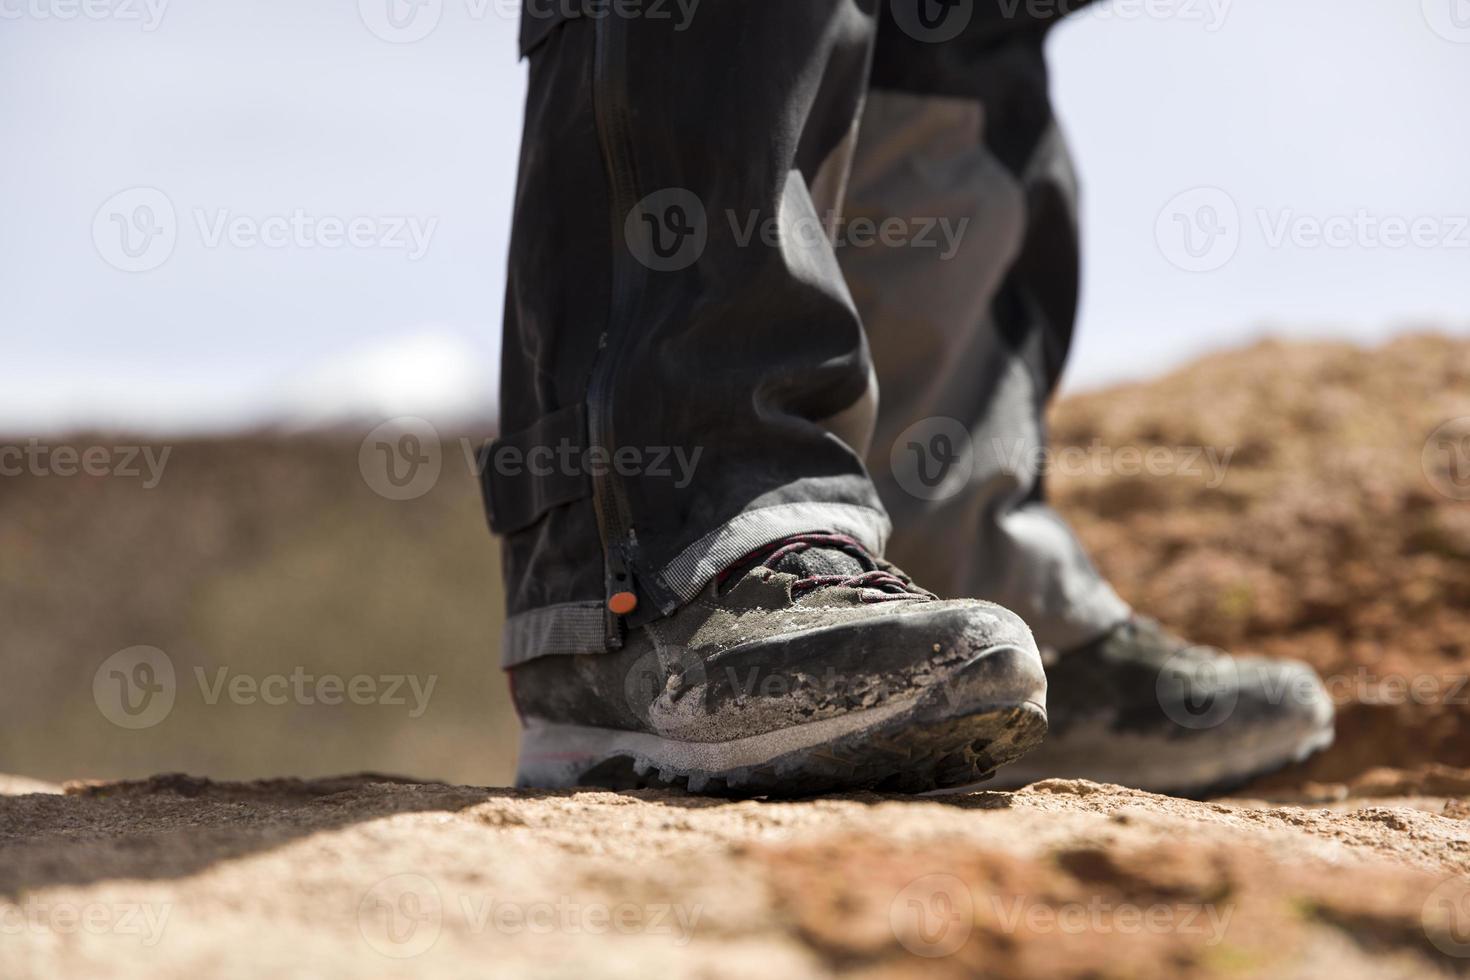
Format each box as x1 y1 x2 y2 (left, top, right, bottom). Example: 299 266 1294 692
480 403 592 535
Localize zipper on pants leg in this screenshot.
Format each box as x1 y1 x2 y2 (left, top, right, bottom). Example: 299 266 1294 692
587 12 644 648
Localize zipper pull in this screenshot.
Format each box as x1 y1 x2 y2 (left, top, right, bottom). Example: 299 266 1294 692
606 546 637 617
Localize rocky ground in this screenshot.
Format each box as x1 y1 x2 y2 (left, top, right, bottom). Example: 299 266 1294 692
1 773 1468 978
3 335 1468 977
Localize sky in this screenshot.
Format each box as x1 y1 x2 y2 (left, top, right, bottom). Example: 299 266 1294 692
3 0 1468 433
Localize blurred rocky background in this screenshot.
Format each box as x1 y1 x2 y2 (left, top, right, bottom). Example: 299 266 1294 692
3 334 1467 793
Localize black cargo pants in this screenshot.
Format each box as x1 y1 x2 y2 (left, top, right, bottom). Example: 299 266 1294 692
483 0 1129 669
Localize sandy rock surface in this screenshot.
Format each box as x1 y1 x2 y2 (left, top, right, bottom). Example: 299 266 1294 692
2 773 1468 978
2 340 1467 977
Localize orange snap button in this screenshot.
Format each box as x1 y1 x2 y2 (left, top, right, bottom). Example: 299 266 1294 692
608 591 639 616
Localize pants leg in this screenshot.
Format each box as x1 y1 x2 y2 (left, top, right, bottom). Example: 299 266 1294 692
841 3 1131 653
488 2 886 667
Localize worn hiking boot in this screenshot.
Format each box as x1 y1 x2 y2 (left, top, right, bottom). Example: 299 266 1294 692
985 616 1335 796
511 534 1048 796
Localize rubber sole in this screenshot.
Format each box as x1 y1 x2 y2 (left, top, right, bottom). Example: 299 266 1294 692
1173 723 1336 799
516 644 1049 798
978 715 1336 799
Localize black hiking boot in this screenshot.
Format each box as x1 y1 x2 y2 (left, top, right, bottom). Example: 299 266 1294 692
511 534 1048 797
985 616 1335 797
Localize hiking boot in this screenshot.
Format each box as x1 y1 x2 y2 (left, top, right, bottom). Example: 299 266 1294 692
985 616 1335 797
511 534 1048 796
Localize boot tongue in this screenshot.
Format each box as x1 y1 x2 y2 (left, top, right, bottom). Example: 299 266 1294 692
769 546 868 580
716 534 878 596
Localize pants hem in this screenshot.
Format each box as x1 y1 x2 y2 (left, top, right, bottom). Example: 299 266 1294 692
500 501 892 668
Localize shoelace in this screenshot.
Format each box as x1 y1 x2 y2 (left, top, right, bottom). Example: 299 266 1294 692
726 532 932 603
